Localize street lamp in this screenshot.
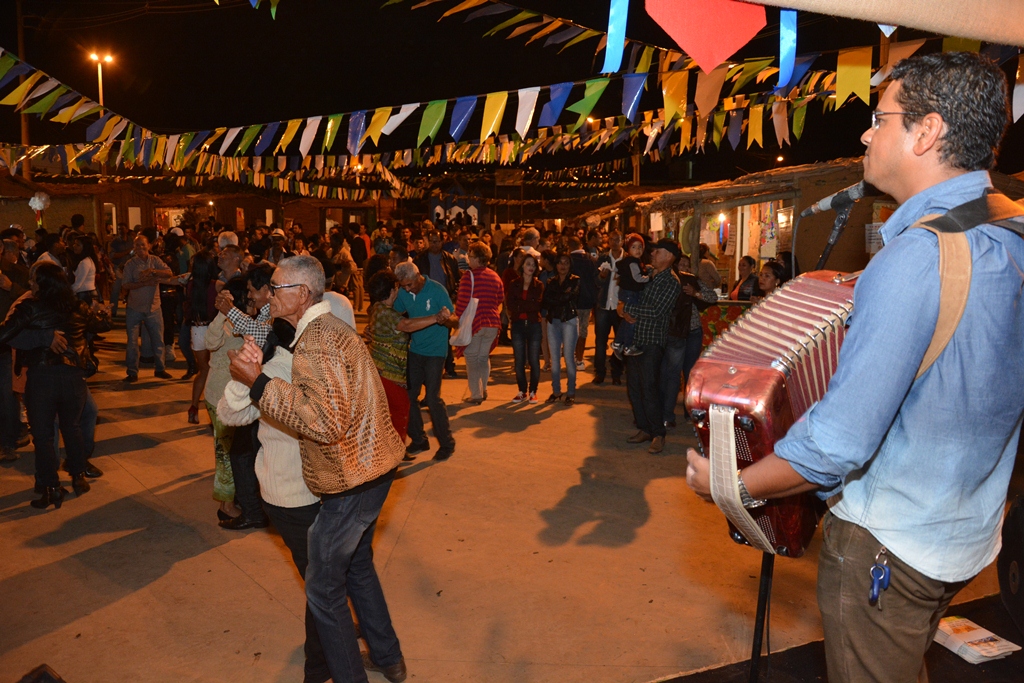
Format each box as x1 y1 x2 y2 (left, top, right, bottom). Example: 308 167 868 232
89 53 113 107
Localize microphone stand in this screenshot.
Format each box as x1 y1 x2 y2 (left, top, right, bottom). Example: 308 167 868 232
814 203 853 271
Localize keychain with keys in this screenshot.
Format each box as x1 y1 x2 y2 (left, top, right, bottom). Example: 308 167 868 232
869 547 891 610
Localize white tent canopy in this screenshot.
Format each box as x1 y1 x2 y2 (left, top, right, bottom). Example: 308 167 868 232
754 0 1024 46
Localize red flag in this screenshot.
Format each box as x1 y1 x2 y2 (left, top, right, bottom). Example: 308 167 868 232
646 0 766 74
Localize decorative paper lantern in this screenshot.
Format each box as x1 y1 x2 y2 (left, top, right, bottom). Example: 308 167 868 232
28 192 50 229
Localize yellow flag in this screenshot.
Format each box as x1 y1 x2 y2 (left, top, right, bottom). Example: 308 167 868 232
747 104 763 149
836 46 872 105
480 91 508 141
662 70 689 122
362 107 392 146
50 97 86 124
275 119 303 154
0 72 44 107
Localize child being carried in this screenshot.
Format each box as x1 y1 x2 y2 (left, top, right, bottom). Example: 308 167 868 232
611 233 649 358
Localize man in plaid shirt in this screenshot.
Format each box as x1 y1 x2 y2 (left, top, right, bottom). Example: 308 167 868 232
618 239 681 454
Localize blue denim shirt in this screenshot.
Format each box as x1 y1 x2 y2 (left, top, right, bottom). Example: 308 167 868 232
775 171 1024 582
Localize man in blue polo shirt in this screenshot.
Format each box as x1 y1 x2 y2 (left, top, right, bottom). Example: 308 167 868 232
394 261 457 461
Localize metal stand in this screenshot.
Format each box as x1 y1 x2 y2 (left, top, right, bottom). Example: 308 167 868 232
748 552 776 683
814 204 853 271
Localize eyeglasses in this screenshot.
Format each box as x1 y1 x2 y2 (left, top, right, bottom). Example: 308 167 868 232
269 283 304 296
871 110 927 130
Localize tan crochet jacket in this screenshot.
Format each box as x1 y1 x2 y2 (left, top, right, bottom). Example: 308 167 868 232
257 301 404 496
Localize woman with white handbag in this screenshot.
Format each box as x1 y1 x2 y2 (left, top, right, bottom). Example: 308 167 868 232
452 243 504 405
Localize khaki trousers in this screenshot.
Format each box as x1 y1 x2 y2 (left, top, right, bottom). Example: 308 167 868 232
817 512 971 683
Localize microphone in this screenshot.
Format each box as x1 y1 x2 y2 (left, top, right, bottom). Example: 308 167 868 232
800 181 880 217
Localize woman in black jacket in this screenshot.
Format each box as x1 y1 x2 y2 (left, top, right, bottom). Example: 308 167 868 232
0 263 105 509
540 252 580 405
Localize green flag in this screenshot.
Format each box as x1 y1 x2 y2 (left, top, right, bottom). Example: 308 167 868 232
418 100 447 147
565 78 610 133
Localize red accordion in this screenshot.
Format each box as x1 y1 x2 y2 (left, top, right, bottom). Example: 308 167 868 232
685 271 856 558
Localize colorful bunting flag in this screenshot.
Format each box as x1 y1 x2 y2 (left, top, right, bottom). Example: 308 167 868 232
254 121 281 156
347 111 367 155
645 0 766 74
298 116 321 157
777 10 797 92
450 96 477 142
600 0 630 74
515 87 540 138
362 107 393 146
538 82 573 128
836 46 872 105
621 72 647 123
418 100 447 146
480 91 508 140
747 103 763 149
381 103 419 135
662 70 689 122
565 78 609 133
276 119 303 154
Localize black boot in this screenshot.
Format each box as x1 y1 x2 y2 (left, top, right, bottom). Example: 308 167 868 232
31 486 67 510
71 474 91 496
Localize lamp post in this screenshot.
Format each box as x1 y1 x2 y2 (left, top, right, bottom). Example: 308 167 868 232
89 53 113 106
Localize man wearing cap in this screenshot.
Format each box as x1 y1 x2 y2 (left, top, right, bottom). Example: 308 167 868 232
617 239 680 454
266 228 293 265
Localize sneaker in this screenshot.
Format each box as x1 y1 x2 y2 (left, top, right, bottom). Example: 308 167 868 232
610 342 622 352
613 347 624 360
623 346 644 357
511 392 527 404
164 347 176 363
433 447 454 461
405 441 430 458
575 360 585 370
528 391 538 404
125 373 138 383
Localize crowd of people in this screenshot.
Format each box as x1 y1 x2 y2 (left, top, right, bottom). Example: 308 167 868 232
1 208 788 683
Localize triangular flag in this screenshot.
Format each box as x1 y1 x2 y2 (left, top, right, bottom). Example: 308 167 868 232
23 77 60 105
878 24 897 37
441 0 489 19
777 53 819 93
772 100 790 147
646 0 765 74
538 82 573 128
544 26 584 47
0 71 44 107
636 46 655 74
480 91 508 140
792 102 807 140
450 96 477 142
254 121 280 156
747 103 763 149
731 58 774 96
836 46 872 105
712 110 726 149
662 70 689 122
695 64 729 124
219 127 242 155
870 39 926 86
727 109 743 149
322 114 343 152
381 103 419 135
362 107 392 146
524 19 563 46
275 118 303 154
565 78 610 133
50 96 86 124
515 87 540 138
483 10 538 37
24 85 67 115
298 116 321 157
347 111 367 155
600 0 630 74
237 125 261 155
560 30 601 53
418 100 447 146
622 73 647 122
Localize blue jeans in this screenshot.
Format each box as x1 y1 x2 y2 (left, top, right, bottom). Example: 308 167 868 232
616 290 642 348
547 318 578 396
661 333 703 424
406 351 453 450
26 364 87 487
510 320 542 393
626 343 666 437
305 479 402 683
125 308 165 374
592 308 623 382
0 351 19 451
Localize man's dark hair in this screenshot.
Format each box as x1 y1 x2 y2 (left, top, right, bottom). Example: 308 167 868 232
391 244 409 261
70 214 85 229
890 52 1010 171
246 262 276 291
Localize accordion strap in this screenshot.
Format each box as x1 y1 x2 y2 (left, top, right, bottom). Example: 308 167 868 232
910 191 1024 379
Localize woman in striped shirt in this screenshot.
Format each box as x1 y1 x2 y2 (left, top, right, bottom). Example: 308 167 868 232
454 243 505 404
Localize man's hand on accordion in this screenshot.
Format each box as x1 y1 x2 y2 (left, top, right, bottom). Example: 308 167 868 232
686 449 714 502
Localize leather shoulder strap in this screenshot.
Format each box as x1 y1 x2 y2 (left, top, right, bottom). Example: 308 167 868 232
908 191 1024 379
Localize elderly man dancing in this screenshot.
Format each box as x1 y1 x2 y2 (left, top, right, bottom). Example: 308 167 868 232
230 255 408 683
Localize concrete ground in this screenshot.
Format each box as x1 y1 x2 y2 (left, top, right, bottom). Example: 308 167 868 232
0 322 1002 683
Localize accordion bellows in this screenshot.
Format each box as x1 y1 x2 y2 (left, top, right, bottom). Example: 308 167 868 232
686 272 855 558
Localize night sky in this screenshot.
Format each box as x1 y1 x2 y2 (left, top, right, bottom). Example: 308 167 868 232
1 0 1022 183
